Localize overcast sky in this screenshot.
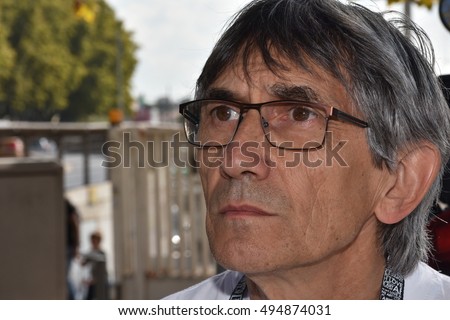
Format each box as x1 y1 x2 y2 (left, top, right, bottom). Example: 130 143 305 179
107 0 450 103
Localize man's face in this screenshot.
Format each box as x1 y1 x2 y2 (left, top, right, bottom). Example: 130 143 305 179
198 54 390 275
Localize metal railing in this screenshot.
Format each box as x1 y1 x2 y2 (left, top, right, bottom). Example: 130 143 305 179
108 123 215 298
0 121 215 299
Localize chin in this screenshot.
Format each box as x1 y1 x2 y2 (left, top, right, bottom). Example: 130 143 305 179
207 222 296 273
210 241 281 274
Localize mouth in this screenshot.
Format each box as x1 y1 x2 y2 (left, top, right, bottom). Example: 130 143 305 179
218 204 275 218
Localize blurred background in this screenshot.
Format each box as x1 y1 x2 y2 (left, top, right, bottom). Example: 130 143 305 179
0 0 449 299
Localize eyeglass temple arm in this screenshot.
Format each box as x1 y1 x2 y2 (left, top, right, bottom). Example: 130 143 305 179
182 109 200 126
331 108 369 128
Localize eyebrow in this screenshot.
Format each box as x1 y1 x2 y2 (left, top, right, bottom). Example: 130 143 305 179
269 84 319 102
203 84 320 102
203 88 237 100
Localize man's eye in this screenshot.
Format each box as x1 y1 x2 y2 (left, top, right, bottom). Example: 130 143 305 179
211 105 239 121
290 107 318 122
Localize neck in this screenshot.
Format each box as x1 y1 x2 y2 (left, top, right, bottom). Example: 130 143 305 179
245 222 386 299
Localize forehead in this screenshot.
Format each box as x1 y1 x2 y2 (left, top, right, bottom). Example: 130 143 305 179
207 52 354 109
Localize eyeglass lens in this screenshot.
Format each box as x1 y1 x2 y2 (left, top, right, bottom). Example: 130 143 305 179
183 100 329 149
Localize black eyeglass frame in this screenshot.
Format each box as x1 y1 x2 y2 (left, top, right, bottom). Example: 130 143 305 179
179 99 369 150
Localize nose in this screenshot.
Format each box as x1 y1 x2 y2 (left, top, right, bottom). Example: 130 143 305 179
220 110 272 180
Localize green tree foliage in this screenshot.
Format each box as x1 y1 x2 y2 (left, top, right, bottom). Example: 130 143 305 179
0 0 137 121
387 0 435 9
0 14 15 103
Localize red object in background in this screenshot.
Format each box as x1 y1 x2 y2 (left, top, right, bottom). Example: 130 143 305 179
428 209 450 275
0 136 25 157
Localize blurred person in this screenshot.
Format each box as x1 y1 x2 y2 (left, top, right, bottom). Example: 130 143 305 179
83 231 108 299
65 199 79 299
168 0 450 299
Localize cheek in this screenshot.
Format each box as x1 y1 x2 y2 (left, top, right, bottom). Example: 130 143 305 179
278 145 377 250
198 150 222 201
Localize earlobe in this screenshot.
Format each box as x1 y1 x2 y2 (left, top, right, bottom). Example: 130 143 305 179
374 142 441 224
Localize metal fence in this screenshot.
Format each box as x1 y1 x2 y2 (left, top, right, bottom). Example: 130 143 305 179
109 124 215 298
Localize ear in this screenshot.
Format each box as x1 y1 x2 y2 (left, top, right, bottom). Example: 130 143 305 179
374 142 441 224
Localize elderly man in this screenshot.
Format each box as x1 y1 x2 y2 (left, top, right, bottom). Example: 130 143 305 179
168 0 450 299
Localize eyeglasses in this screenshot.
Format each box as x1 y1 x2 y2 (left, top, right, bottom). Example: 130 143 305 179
179 99 369 150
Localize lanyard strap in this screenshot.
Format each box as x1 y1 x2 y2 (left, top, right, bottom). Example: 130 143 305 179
229 276 248 300
229 267 404 300
379 268 405 300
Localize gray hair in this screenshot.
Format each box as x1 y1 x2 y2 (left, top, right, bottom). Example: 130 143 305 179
195 0 450 275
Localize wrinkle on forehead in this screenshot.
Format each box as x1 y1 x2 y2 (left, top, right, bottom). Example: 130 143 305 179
235 49 328 86
207 54 327 103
